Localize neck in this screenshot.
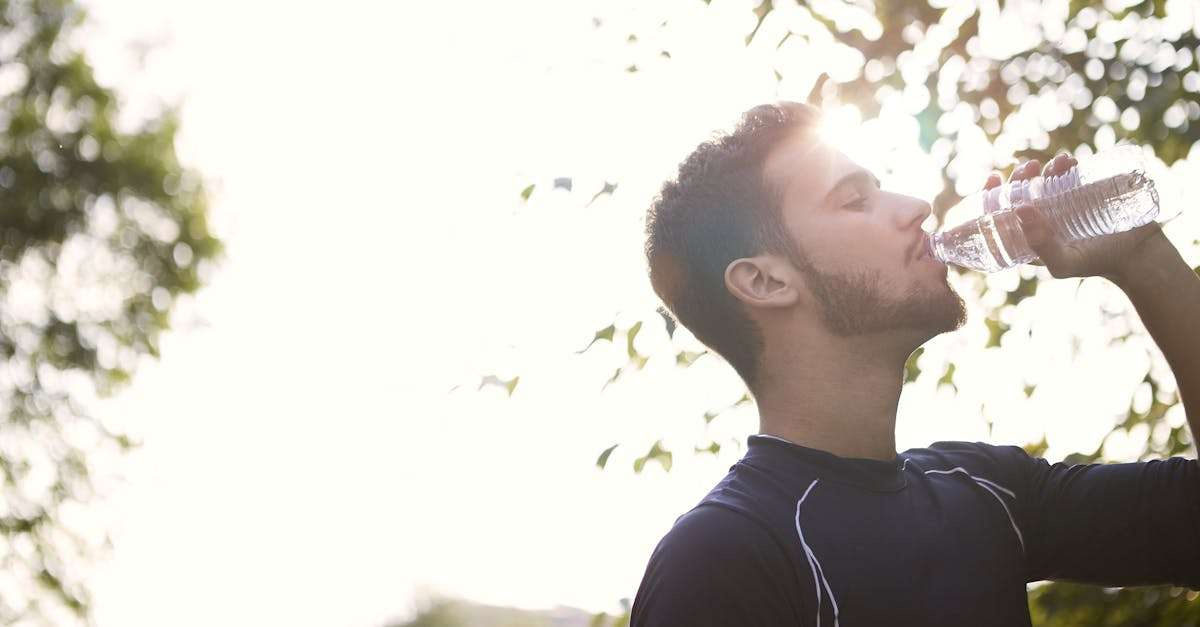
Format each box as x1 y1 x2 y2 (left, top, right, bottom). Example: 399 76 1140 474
754 328 917 462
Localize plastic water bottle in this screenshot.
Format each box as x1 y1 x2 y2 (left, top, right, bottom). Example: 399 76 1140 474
925 145 1168 272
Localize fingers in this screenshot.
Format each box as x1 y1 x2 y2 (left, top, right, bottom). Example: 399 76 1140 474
1042 152 1077 178
1016 205 1042 244
1006 153 1077 186
1016 203 1059 267
1042 154 1065 177
983 172 1002 191
1009 159 1041 183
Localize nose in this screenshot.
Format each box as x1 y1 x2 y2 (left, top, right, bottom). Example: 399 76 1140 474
895 194 933 232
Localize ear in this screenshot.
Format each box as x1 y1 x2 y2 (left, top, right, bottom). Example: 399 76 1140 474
724 255 799 310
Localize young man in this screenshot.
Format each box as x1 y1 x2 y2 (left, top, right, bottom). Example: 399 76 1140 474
632 101 1200 626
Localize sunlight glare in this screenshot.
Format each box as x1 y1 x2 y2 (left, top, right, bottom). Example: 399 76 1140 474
816 103 873 165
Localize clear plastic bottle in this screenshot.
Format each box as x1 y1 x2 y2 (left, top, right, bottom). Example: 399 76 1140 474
925 144 1169 272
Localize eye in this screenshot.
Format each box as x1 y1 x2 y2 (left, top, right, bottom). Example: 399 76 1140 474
842 176 879 210
842 196 867 210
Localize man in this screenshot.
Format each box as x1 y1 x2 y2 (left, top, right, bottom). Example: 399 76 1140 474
631 101 1200 626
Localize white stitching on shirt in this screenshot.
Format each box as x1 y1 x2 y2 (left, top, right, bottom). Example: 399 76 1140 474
965 475 1016 499
795 479 840 627
923 467 1025 555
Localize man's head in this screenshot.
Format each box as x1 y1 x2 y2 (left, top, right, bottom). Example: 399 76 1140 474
644 102 965 392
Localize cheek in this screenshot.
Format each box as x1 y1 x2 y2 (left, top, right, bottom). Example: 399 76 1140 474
803 227 893 272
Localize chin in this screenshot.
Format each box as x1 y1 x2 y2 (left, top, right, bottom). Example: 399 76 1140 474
911 284 968 335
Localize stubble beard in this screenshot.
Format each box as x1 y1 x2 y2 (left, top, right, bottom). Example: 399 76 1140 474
797 259 967 337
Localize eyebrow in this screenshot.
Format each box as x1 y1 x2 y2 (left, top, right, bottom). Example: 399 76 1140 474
823 168 880 204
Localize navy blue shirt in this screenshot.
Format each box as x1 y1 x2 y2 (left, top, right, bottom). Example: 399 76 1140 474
631 434 1200 626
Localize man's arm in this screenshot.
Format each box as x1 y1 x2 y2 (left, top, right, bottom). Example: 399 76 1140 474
1006 152 1198 447
993 442 1200 587
1109 231 1200 444
996 155 1200 586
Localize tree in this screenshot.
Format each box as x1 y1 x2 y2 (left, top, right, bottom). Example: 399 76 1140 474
519 0 1199 623
0 0 219 622
387 597 607 627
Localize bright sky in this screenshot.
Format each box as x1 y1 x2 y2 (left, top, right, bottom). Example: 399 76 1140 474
65 0 1199 625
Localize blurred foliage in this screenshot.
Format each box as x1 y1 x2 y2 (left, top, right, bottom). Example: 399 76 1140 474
770 0 1200 220
0 0 219 622
632 439 672 473
547 0 1200 624
388 597 621 627
393 600 463 627
1028 582 1200 626
478 374 520 397
578 322 653 391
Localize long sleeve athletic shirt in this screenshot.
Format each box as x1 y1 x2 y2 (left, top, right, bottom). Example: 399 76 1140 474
631 434 1200 627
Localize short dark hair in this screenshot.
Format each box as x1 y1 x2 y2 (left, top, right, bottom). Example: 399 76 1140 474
644 101 820 391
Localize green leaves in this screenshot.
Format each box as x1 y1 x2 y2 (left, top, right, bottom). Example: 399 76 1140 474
936 363 957 393
586 181 618 207
675 349 706 367
596 444 619 469
703 392 753 425
601 367 623 392
585 394 745 476
478 374 519 397
625 320 648 369
579 321 651 390
1005 274 1039 307
577 324 616 354
984 316 1010 348
596 438 685 473
904 347 924 383
1028 580 1198 626
745 0 774 46
1022 436 1050 458
633 440 672 473
520 180 618 207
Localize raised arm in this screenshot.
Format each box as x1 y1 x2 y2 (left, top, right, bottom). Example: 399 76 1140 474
1000 153 1200 449
983 154 1200 586
1107 231 1200 444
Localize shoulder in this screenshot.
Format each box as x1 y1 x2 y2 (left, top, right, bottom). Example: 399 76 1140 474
632 504 808 625
641 503 803 593
904 440 1036 473
651 503 783 564
902 440 1041 493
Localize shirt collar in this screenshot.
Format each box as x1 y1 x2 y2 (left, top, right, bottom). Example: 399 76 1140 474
746 433 908 492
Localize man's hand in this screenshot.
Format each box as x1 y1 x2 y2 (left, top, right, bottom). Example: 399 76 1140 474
982 153 1166 282
991 153 1200 446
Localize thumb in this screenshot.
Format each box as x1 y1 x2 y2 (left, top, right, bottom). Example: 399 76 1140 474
1016 204 1058 266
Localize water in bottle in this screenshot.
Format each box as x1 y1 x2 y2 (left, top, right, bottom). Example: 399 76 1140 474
925 145 1167 272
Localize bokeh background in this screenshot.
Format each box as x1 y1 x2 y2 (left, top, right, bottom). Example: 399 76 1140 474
1 0 1199 625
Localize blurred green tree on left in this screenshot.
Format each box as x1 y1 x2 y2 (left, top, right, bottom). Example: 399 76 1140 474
0 0 220 622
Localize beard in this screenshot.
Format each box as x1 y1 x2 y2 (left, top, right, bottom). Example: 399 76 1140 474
793 254 967 337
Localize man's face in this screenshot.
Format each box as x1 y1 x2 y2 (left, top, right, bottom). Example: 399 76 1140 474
761 133 966 337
